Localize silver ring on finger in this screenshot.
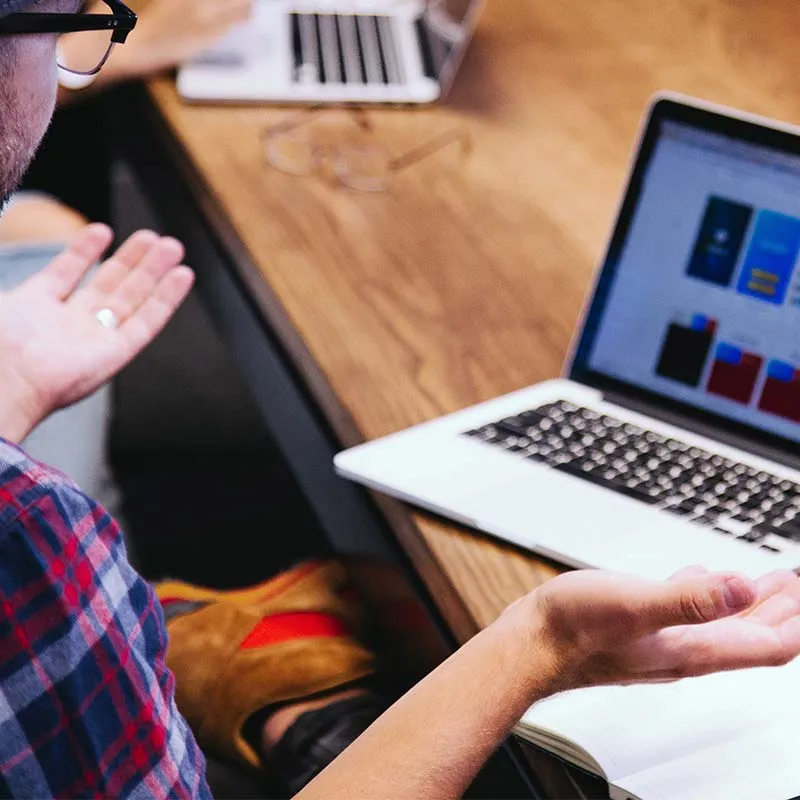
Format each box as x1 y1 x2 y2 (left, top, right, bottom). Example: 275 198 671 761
95 308 119 330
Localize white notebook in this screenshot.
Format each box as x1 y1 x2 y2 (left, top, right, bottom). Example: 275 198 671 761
516 659 800 800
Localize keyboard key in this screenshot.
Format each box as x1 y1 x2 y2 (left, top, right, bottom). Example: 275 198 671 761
714 517 751 537
497 417 534 436
752 525 800 542
525 451 548 463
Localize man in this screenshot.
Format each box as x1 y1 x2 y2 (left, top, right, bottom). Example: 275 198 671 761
3 2 800 798
2 0 257 516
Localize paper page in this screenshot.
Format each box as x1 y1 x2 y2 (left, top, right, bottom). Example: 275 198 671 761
616 718 800 800
520 658 800 783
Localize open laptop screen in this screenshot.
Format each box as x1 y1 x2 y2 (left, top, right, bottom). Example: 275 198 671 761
573 98 800 452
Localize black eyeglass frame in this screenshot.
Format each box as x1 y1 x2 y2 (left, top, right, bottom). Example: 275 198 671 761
0 0 136 46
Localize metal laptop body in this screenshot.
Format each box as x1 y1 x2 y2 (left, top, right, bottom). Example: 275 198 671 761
177 0 483 104
335 93 800 580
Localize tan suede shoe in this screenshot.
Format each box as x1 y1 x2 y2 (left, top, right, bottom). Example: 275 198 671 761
155 564 376 768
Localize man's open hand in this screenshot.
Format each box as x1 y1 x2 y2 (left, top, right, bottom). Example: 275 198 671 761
0 224 193 442
525 566 800 693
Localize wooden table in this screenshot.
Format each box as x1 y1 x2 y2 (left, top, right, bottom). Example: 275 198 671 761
116 1 800 794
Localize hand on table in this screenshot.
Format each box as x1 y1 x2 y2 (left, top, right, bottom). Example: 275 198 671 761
0 224 193 442
109 0 253 79
523 565 800 693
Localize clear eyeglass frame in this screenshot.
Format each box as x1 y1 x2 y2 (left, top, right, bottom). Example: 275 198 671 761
262 105 473 193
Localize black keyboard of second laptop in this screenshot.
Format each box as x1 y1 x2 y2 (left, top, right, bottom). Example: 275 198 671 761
463 400 800 551
290 13 405 86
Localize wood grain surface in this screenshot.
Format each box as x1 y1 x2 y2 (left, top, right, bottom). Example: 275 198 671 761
146 0 800 638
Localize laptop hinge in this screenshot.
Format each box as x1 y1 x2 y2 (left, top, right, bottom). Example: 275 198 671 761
600 388 800 473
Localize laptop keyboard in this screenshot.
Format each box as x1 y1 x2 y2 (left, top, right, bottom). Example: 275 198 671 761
463 400 800 554
290 13 406 86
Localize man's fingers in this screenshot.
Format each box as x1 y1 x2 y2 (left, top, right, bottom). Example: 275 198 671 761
27 224 113 299
635 573 757 632
749 574 800 623
79 229 161 300
216 0 252 21
776 616 800 657
750 571 800 613
667 566 708 582
664 570 796 621
645 645 788 679
655 622 797 678
105 237 185 323
749 592 800 627
117 267 194 355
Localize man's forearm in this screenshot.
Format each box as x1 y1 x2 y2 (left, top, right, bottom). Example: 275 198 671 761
296 596 556 800
0 404 34 443
0 369 42 443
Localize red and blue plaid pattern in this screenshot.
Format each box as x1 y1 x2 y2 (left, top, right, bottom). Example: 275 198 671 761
0 438 211 798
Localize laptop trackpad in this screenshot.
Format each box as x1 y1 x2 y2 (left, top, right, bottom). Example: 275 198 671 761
459 469 770 579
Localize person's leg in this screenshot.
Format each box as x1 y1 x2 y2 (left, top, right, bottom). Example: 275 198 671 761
260 690 385 795
0 194 123 525
0 192 88 242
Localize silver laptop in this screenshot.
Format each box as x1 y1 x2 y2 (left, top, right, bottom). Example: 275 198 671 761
335 93 800 580
178 0 483 104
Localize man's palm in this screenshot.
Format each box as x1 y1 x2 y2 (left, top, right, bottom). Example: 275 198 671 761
0 225 193 438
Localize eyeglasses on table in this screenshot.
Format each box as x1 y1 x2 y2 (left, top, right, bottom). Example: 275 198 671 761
262 105 473 193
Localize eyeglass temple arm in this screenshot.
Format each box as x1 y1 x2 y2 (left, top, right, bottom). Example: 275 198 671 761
387 129 473 173
0 11 135 41
264 104 372 140
263 104 336 139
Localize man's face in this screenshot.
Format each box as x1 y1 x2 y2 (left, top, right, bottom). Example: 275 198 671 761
0 0 79 207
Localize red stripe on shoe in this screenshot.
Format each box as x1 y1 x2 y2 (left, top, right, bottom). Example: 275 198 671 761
239 611 349 650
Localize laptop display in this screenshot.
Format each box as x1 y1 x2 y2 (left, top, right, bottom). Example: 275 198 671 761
574 100 800 450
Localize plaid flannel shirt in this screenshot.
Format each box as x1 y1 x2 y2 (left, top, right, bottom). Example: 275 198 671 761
0 438 211 799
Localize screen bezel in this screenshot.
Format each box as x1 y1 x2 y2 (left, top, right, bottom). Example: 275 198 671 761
569 95 800 460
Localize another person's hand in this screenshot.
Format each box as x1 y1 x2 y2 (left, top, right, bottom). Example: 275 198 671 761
0 224 193 442
524 565 800 693
108 0 253 79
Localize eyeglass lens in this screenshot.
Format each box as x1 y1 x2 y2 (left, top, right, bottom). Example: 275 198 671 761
57 13 114 75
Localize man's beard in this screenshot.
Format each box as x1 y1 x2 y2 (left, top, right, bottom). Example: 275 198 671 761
0 55 42 210
0 106 36 210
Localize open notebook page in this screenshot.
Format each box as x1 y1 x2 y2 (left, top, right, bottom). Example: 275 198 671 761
615 717 800 800
520 657 800 783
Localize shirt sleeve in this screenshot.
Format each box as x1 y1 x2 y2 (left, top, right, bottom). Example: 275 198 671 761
0 476 212 799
